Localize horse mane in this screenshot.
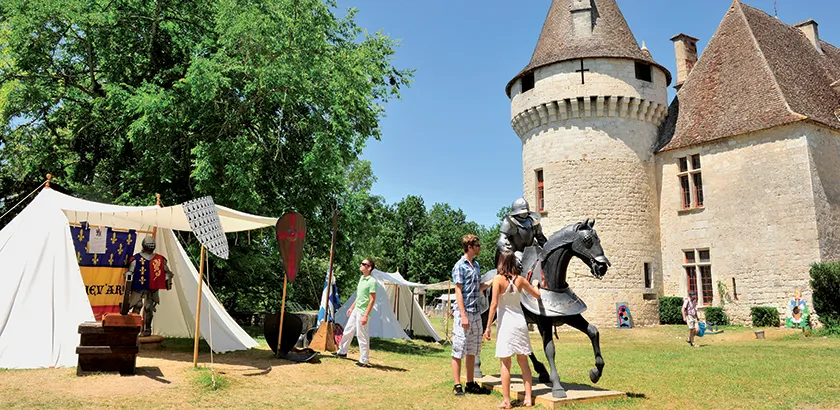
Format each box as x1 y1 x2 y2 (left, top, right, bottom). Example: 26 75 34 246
541 222 582 259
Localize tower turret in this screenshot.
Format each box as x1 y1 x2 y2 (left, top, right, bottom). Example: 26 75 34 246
508 0 671 326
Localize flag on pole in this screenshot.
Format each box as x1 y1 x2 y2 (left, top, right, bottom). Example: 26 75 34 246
317 270 341 325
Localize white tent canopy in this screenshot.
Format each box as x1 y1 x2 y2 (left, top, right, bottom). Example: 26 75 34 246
0 188 275 369
336 270 441 341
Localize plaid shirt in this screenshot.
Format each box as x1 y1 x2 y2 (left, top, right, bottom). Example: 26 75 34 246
452 255 481 313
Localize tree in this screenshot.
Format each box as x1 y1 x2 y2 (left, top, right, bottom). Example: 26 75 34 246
0 0 412 312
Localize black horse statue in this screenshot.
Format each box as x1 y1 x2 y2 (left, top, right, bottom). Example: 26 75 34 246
518 218 611 398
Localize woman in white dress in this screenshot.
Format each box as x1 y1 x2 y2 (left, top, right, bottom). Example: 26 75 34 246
484 250 541 408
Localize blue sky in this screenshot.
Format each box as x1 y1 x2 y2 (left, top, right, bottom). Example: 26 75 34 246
340 0 840 227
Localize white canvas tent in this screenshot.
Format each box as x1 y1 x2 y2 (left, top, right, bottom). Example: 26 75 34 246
336 270 441 341
0 188 277 369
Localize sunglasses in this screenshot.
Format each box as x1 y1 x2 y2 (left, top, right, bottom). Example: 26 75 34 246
360 262 371 267
472 244 481 248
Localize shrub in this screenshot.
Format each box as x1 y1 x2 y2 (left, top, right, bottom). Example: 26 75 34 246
810 261 840 323
751 306 780 327
704 307 729 325
659 296 685 325
816 316 840 336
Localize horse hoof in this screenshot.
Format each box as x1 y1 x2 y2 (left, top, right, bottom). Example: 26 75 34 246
589 367 602 384
552 389 567 399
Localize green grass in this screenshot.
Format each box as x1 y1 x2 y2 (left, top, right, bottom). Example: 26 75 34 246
190 366 229 392
1 320 840 409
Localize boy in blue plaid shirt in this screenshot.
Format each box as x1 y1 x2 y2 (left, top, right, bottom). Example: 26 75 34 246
451 234 491 397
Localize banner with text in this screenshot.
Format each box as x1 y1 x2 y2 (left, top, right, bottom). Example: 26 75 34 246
70 222 137 320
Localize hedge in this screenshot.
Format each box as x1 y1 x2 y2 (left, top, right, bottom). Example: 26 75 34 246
704 307 729 325
751 306 780 327
659 296 685 325
810 261 840 323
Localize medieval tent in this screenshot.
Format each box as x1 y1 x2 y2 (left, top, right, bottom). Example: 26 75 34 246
335 270 441 341
0 187 276 369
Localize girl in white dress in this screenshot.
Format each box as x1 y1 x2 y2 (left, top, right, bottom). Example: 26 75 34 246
484 250 541 408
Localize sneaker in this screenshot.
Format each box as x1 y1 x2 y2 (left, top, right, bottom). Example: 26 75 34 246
354 361 371 368
465 381 491 395
453 384 465 397
332 352 347 359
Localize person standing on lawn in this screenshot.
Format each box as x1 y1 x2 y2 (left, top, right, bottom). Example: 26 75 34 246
484 250 541 408
682 291 700 347
335 258 377 367
451 234 491 397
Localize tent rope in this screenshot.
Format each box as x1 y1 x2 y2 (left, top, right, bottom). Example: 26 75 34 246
0 180 47 222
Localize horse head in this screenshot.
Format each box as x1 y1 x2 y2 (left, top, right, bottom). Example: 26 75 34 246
539 218 611 289
570 218 611 280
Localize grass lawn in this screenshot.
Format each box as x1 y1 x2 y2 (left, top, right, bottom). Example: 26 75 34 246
1 319 839 409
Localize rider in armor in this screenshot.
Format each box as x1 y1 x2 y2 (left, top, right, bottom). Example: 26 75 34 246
496 198 548 269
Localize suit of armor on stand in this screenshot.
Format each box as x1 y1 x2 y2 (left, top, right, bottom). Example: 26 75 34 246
123 236 173 336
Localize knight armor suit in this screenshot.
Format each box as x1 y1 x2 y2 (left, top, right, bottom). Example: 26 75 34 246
496 198 548 269
124 235 174 336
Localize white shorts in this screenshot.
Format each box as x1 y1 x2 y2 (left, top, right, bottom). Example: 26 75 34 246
452 311 482 359
686 316 699 330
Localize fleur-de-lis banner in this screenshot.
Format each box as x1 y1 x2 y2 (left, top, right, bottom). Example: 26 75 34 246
181 196 229 259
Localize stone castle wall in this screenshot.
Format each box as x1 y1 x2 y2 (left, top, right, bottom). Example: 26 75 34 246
656 123 822 325
806 124 840 263
513 58 668 328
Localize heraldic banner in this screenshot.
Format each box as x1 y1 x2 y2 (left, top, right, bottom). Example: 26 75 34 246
70 222 137 320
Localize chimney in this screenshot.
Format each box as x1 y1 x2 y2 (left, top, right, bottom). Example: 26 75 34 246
794 19 823 54
570 0 593 38
670 33 699 90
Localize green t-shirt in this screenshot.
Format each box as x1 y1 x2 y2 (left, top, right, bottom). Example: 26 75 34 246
355 275 377 312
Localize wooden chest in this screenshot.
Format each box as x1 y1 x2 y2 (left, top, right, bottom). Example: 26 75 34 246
76 314 141 376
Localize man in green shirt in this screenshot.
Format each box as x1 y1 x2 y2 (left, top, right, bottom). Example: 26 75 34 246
336 258 378 367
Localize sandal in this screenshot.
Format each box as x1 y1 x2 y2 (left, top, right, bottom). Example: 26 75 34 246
497 402 512 409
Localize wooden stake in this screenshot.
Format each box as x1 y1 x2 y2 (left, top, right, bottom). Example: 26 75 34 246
193 245 206 367
309 209 338 352
276 273 288 356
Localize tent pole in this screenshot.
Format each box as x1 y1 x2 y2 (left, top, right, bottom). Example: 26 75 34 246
409 288 415 336
193 245 206 367
446 282 452 344
276 273 288 356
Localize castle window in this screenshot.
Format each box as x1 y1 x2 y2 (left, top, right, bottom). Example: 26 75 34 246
677 154 704 210
635 62 652 82
522 72 535 93
683 248 713 306
536 169 545 212
644 262 652 289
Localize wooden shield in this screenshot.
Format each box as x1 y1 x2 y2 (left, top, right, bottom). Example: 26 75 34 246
276 213 306 281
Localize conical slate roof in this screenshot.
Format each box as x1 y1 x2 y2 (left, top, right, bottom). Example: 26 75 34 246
656 1 840 152
506 0 671 96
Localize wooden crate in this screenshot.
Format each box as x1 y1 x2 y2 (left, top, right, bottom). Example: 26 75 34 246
76 316 141 376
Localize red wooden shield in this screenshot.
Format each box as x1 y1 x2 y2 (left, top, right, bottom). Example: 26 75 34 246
276 213 306 281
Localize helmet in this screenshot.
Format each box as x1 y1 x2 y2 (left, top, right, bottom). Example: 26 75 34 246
510 198 530 217
142 235 156 253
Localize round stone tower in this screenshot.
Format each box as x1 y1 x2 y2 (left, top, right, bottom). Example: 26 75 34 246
507 0 671 326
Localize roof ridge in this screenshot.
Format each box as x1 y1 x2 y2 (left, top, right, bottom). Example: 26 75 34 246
735 1 804 120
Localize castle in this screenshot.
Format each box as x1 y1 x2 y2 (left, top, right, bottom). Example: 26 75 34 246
508 0 840 326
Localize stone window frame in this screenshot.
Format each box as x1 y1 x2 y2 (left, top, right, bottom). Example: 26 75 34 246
634 62 652 82
521 72 535 93
643 262 652 289
535 169 545 213
683 248 713 306
677 154 704 210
